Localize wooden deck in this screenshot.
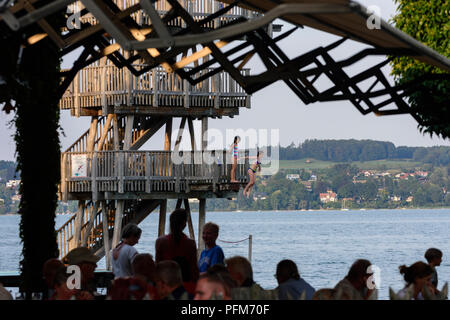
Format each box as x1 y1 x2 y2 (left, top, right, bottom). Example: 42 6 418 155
60 149 249 201
60 64 251 117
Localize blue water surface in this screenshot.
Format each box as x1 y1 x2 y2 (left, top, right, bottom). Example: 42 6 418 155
1 208 449 300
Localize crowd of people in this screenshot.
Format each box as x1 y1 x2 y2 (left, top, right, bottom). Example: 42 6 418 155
0 209 445 301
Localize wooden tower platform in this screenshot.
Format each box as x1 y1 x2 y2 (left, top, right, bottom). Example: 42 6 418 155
56 0 254 266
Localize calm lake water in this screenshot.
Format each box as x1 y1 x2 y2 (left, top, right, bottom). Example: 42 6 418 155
1 208 449 300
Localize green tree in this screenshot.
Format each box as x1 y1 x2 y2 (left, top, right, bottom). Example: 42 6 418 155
0 4 64 298
391 0 450 138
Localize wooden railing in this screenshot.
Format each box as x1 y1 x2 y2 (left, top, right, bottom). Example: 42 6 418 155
56 200 132 259
69 0 254 29
57 210 77 258
60 149 249 200
65 116 110 153
59 65 250 110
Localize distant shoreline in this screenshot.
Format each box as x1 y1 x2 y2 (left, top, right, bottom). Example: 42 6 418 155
2 206 450 216
206 206 450 213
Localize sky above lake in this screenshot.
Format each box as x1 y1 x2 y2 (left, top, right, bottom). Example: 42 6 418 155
1 0 449 161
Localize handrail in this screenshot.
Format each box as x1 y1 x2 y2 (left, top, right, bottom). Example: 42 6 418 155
60 65 250 108
60 149 249 198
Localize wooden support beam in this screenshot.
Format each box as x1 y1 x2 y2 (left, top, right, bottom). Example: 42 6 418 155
130 117 167 151
113 115 120 151
111 200 124 249
175 199 182 209
61 153 68 202
172 41 228 71
91 153 98 202
123 115 135 150
184 199 195 241
97 114 113 151
237 52 255 70
101 201 111 271
158 199 167 237
82 201 99 246
174 117 186 152
201 117 208 151
187 117 197 151
65 4 142 47
74 200 85 248
86 116 98 152
21 0 65 48
198 198 206 256
164 118 173 151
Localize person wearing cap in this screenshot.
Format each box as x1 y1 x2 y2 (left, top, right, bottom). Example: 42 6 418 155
63 246 100 295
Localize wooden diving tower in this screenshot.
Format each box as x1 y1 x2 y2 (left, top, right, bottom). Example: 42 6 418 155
4 0 447 270
55 0 254 267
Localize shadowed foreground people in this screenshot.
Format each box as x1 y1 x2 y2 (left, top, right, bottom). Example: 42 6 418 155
107 277 149 300
42 258 64 299
396 261 434 300
155 261 193 300
275 259 315 300
132 253 158 300
51 267 94 300
107 253 158 300
112 223 142 278
155 209 199 294
424 248 443 290
312 288 351 300
194 266 236 300
198 222 225 273
334 259 377 300
132 253 156 283
226 256 276 300
63 247 100 296
0 283 13 300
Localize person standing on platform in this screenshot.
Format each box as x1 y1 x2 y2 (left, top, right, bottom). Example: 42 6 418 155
198 222 225 273
229 136 241 183
111 223 142 278
155 208 199 294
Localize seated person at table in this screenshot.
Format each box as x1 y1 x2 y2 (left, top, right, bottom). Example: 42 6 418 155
155 261 193 300
275 259 315 300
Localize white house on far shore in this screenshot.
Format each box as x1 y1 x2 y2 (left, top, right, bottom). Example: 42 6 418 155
320 190 337 203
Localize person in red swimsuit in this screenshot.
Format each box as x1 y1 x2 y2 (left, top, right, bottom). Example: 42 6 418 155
155 208 199 294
